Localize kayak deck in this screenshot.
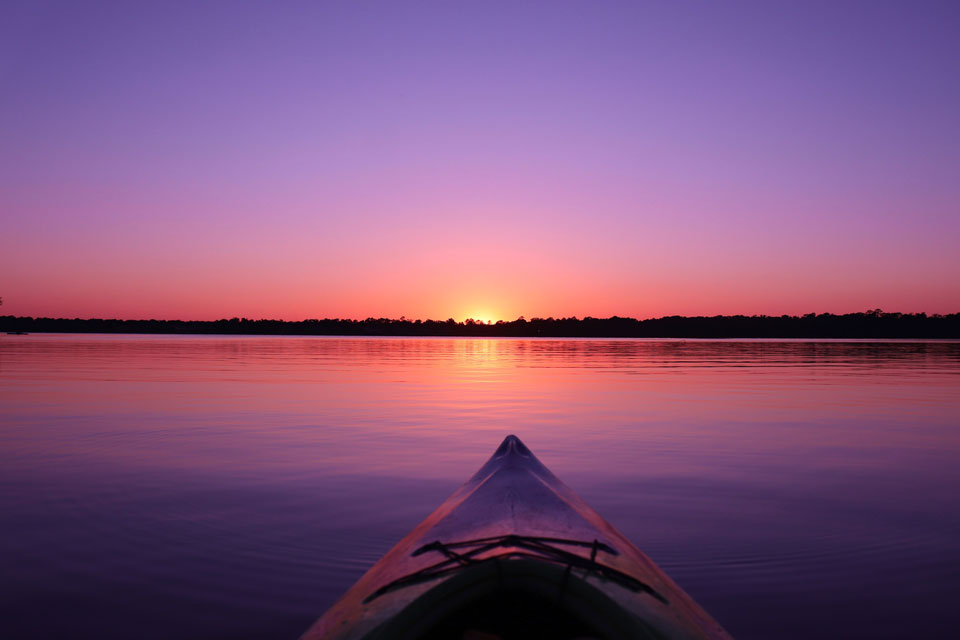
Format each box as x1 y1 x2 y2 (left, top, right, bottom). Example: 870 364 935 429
302 435 732 640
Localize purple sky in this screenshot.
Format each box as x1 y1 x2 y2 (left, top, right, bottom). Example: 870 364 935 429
2 1 958 320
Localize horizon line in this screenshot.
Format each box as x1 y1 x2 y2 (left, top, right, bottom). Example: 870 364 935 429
4 309 958 324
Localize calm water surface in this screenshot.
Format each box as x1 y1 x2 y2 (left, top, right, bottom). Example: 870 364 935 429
2 335 959 639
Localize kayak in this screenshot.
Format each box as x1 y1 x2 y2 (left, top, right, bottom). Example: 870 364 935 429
301 435 732 640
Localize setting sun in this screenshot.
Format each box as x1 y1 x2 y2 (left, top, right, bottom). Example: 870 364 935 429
462 310 500 324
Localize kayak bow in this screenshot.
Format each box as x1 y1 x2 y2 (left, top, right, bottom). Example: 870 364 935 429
302 435 732 640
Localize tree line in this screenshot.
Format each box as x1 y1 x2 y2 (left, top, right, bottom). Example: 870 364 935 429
2 310 959 338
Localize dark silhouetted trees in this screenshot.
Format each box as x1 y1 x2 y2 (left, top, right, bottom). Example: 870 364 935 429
2 311 959 338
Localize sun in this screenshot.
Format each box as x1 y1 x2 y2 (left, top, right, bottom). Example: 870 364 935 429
463 309 500 324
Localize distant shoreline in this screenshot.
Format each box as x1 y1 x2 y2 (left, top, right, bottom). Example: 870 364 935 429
3 312 958 339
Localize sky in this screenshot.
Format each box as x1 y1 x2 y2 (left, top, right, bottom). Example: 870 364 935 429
2 1 958 322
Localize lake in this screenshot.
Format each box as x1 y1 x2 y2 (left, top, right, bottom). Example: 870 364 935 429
2 335 959 639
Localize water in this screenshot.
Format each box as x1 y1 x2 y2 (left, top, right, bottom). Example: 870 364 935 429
2 335 959 639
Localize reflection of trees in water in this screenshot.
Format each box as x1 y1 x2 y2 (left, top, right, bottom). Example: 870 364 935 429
1 311 959 339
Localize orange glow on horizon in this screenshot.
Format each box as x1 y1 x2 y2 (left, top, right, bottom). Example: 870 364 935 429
461 309 500 324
